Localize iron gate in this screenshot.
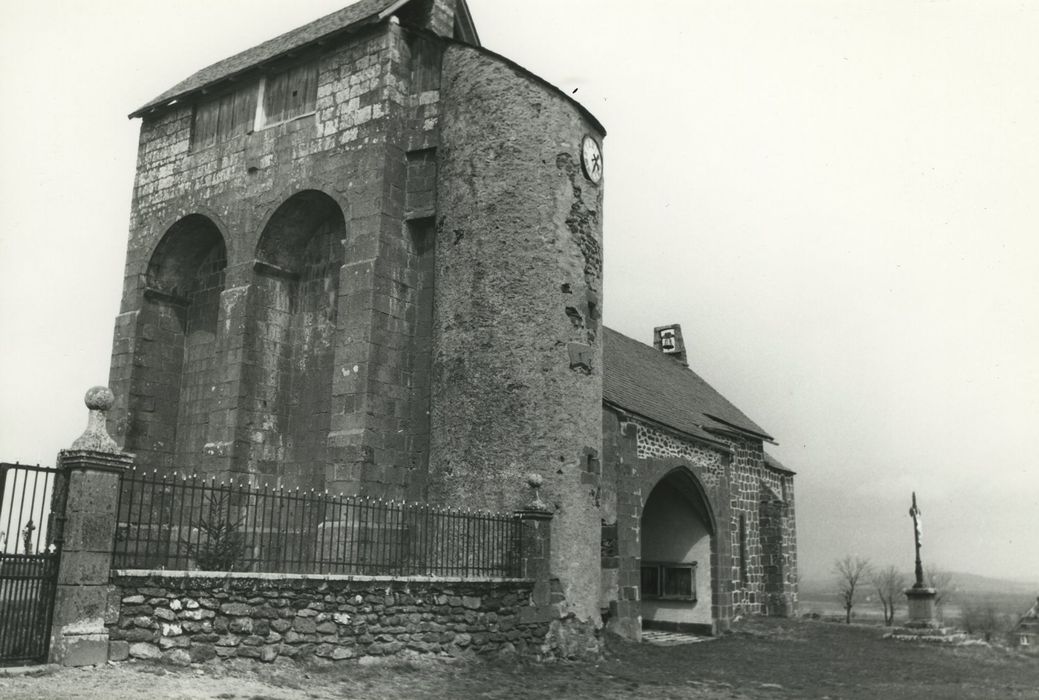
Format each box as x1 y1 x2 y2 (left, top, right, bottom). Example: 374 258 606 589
0 463 61 666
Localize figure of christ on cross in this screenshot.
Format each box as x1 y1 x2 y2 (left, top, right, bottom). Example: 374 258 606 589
909 492 925 588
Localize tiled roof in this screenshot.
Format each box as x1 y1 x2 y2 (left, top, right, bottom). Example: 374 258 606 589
603 326 774 444
764 452 795 474
130 0 398 118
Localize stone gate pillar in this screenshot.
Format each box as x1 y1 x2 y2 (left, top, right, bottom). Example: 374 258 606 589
49 387 133 666
513 476 554 604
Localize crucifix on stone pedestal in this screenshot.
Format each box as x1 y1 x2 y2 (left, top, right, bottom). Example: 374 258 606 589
904 491 939 629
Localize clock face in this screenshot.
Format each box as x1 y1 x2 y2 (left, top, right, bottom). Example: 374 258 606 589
581 135 603 184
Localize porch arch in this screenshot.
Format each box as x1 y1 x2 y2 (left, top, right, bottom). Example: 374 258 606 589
640 466 716 633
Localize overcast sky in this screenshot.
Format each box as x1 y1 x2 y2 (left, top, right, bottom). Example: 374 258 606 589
1 1 1036 584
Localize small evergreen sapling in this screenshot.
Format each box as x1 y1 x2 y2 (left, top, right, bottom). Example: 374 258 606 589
185 491 248 571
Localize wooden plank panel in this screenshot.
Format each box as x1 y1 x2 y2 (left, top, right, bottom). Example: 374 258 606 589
232 87 257 135
216 93 233 140
193 101 218 148
264 71 288 124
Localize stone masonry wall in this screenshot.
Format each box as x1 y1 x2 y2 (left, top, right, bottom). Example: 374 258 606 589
602 411 732 637
635 422 725 487
723 434 797 617
601 410 797 636
429 41 606 640
628 418 732 627
108 22 447 500
107 572 556 666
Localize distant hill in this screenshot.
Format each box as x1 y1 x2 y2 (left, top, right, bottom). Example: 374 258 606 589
799 570 1039 600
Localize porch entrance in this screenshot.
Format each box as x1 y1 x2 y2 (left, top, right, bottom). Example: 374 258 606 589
640 467 715 634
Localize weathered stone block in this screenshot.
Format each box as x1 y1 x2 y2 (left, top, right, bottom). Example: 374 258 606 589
229 617 253 634
158 636 190 650
129 642 161 660
220 602 253 616
155 608 177 622
63 471 121 516
160 621 182 636
215 634 240 647
51 633 110 667
108 640 130 662
189 644 217 663
292 618 317 634
53 585 108 632
123 628 158 643
237 645 262 659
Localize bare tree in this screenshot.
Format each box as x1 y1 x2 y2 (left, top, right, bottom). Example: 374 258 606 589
873 565 907 626
925 565 954 621
834 555 872 624
960 600 1010 641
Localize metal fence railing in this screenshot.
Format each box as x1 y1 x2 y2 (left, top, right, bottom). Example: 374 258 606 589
1 463 61 666
112 469 525 577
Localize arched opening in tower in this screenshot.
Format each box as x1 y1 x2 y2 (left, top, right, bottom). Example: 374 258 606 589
640 467 716 633
250 190 345 490
135 214 226 473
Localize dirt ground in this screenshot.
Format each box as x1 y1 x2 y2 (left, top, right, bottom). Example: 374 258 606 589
2 617 1037 699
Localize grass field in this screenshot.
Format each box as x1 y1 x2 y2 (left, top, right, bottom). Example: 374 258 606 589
2 616 1037 699
798 590 1035 634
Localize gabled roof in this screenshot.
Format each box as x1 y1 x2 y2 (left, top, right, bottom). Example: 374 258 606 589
603 326 774 445
130 0 461 119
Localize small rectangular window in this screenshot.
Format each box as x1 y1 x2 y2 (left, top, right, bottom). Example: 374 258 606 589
263 62 317 125
641 562 697 601
641 565 660 597
662 565 694 598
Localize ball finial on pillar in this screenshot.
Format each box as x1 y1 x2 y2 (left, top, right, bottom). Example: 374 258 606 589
70 386 119 453
524 472 549 512
84 386 115 412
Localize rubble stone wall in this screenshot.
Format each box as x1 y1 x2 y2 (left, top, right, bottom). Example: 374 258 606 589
106 572 556 666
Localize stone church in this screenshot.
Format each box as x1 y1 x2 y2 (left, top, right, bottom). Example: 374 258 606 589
107 0 797 643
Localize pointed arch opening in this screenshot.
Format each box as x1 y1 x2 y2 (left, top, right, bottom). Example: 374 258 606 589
640 467 716 633
130 215 227 472
249 190 346 489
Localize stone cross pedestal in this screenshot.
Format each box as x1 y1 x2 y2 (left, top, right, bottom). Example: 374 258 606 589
904 586 939 629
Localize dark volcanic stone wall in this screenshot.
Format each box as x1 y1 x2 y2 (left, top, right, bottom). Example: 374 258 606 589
429 43 606 627
107 573 555 665
600 407 798 636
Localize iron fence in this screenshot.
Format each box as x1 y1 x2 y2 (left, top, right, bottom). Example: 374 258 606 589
0 463 61 666
112 469 525 577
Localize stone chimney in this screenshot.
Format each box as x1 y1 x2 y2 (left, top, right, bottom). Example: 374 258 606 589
653 324 688 367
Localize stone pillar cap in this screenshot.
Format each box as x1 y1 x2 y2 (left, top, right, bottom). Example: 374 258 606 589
70 386 120 453
523 472 551 513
